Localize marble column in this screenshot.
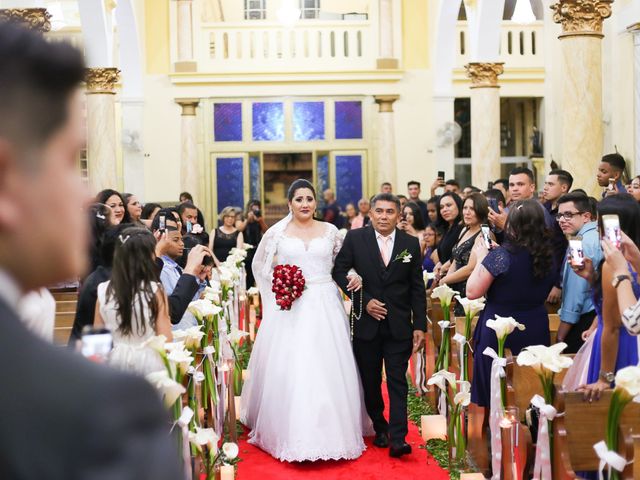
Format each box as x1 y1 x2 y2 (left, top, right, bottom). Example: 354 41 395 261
432 95 456 179
629 23 640 175
86 67 120 194
374 95 399 190
0 7 51 32
551 0 613 195
175 0 197 72
176 98 201 203
465 62 504 189
377 0 398 69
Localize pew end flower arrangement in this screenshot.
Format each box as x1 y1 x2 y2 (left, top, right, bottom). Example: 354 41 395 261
596 366 640 480
454 295 485 382
516 342 573 479
485 315 525 408
431 284 456 372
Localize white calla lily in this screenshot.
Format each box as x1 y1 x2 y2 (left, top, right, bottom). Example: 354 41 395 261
427 369 457 391
141 334 168 355
222 442 239 460
455 295 486 318
247 287 260 296
486 315 525 340
516 343 573 374
454 380 471 406
431 284 456 307
146 370 186 407
188 427 219 452
167 347 194 375
615 366 640 397
228 327 249 345
188 299 220 320
173 326 206 349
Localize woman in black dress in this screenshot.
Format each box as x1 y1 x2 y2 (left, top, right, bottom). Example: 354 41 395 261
434 192 463 281
209 206 244 266
440 193 489 315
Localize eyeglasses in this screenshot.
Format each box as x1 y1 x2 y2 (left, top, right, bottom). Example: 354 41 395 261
555 211 585 221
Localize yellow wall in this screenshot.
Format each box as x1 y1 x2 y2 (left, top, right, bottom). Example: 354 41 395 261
402 0 429 69
145 0 170 74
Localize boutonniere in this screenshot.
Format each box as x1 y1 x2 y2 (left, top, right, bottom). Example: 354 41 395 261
394 249 412 263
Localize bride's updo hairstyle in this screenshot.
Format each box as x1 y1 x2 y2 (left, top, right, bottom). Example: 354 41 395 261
287 179 316 201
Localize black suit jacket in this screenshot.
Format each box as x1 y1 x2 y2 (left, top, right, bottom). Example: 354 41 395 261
333 226 427 341
0 298 183 480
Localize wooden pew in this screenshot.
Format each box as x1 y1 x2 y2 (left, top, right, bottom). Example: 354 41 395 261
553 390 640 479
549 313 561 344
51 288 77 346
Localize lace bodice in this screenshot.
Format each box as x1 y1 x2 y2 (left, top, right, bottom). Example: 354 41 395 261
277 223 342 281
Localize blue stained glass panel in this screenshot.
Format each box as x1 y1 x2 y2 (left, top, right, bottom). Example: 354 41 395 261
214 103 242 142
249 155 261 202
316 154 329 210
216 157 244 213
335 155 362 208
293 102 325 141
335 101 363 139
252 102 284 141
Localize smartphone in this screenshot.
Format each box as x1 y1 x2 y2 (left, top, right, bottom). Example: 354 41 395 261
487 198 499 213
608 178 616 192
202 255 215 267
158 213 166 232
568 236 584 266
80 326 112 363
437 170 445 180
186 220 192 234
481 224 492 250
487 181 494 190
602 214 621 249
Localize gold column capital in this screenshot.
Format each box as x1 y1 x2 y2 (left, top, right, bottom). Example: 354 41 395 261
374 95 399 113
85 68 120 94
176 98 200 116
0 8 51 33
551 0 613 38
465 62 504 89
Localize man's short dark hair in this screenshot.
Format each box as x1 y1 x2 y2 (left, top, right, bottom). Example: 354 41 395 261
381 182 392 188
179 191 193 202
407 180 421 188
445 179 460 188
602 153 626 172
151 207 181 231
0 22 85 160
484 188 506 206
177 202 197 216
509 166 535 183
464 185 481 193
549 169 574 189
370 193 401 211
397 194 407 200
557 191 597 218
494 178 508 188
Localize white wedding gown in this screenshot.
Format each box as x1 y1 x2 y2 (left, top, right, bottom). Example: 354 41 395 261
240 220 372 462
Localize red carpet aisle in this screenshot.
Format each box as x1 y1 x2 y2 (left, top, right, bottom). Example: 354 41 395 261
234 387 449 480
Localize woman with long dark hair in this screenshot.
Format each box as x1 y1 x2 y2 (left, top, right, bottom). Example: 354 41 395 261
87 203 114 275
96 189 131 225
433 191 463 279
399 201 427 254
123 193 145 228
94 227 172 375
466 199 556 407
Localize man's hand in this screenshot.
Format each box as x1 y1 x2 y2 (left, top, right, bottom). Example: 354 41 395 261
546 286 562 305
366 299 387 321
430 177 445 196
412 330 425 354
154 230 169 257
184 245 214 279
488 205 507 231
569 255 594 282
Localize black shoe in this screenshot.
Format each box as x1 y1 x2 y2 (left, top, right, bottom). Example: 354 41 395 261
373 432 390 448
389 442 412 458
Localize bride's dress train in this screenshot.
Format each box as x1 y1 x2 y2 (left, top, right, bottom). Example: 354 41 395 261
240 221 372 462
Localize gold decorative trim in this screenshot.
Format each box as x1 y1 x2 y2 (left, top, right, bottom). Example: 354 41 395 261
85 68 120 94
551 0 613 37
374 95 399 113
465 62 504 88
0 8 51 33
176 98 200 116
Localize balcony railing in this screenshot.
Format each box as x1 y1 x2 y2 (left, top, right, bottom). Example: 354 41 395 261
191 20 377 73
455 21 544 69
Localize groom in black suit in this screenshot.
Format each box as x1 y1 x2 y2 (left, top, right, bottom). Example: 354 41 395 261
333 193 427 458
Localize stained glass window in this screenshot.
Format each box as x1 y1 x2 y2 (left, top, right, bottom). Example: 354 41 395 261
293 101 325 141
335 155 362 208
316 153 329 209
249 155 261 202
252 102 285 141
335 101 363 139
214 103 242 142
216 157 244 212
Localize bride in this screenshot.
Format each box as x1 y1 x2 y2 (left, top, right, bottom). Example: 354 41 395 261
240 179 372 462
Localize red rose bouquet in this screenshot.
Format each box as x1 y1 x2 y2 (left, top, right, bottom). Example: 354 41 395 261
272 264 306 311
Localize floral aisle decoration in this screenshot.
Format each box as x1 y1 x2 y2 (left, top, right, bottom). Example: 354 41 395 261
593 366 640 480
454 296 485 382
516 343 573 479
483 315 525 480
431 284 456 372
228 327 249 395
427 370 470 465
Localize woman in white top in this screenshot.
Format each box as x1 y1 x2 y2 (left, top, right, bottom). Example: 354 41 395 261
94 227 173 375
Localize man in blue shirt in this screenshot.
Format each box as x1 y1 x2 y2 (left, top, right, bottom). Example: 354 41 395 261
556 192 602 353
